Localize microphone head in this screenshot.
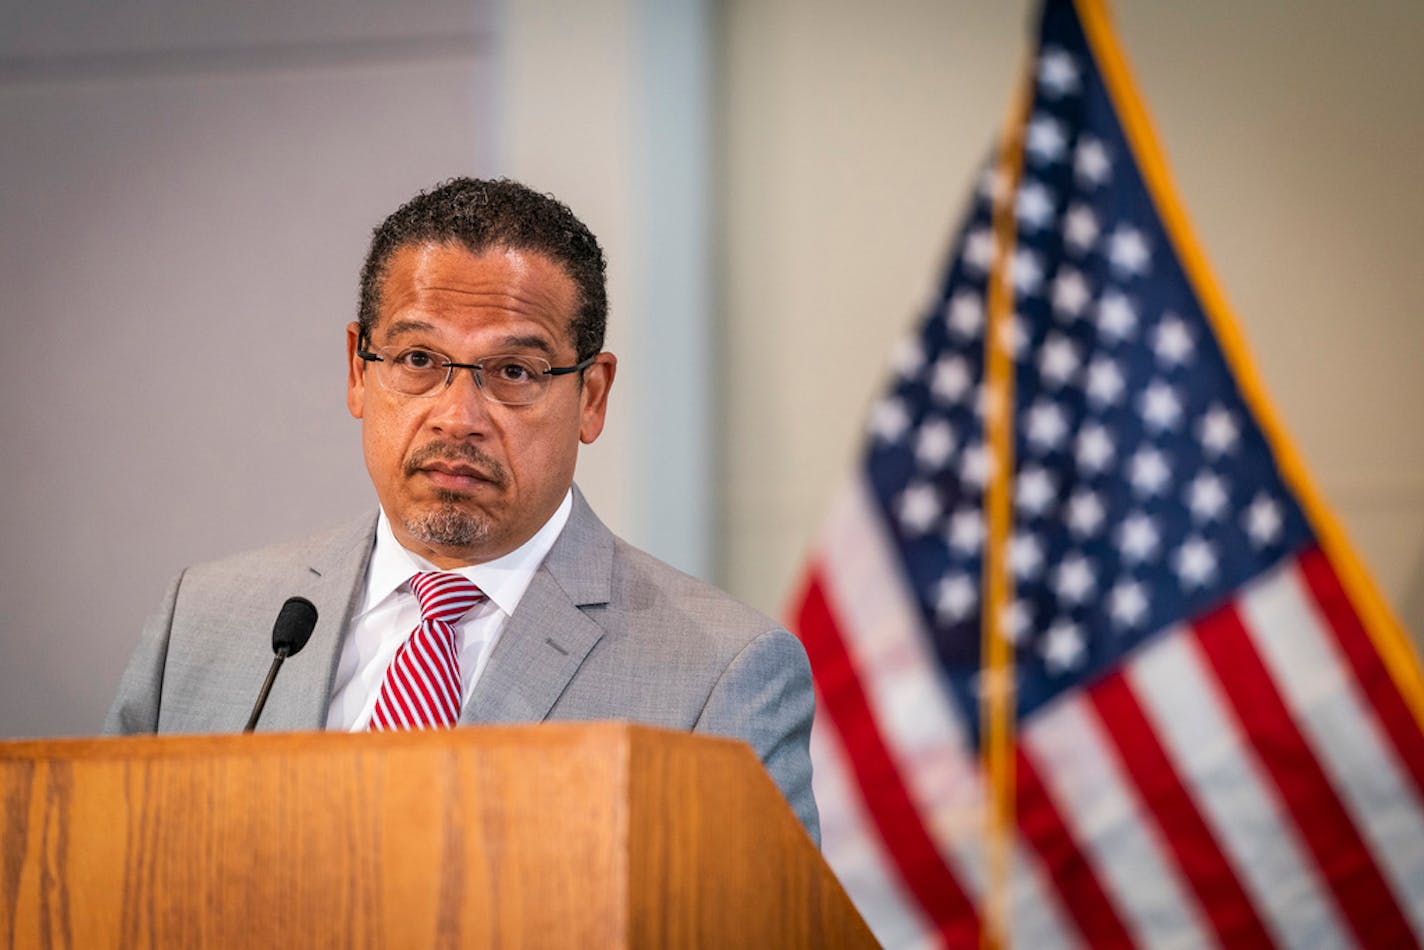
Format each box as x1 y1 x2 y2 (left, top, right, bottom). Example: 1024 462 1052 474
272 596 318 657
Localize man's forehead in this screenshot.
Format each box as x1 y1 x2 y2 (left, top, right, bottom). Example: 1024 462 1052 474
381 317 557 356
375 242 579 335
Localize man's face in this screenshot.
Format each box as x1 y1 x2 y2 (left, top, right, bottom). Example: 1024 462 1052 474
346 242 616 567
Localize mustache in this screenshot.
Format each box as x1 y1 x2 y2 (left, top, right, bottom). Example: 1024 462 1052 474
404 442 507 486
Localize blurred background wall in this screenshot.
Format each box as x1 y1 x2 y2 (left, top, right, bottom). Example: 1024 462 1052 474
1 0 1420 738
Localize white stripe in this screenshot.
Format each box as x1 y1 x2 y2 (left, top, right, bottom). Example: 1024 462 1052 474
1022 694 1213 950
420 621 463 702
1243 562 1424 939
1128 625 1352 950
817 477 1077 948
811 717 937 949
410 629 460 716
393 649 441 724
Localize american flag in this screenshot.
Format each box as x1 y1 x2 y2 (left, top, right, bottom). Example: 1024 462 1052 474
789 1 1424 946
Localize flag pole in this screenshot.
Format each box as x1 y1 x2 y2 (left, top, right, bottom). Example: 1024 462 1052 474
980 71 1034 950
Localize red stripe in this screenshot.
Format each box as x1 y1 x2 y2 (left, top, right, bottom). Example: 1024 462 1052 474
387 654 428 725
404 644 453 724
1297 546 1424 802
1088 671 1276 946
1014 748 1136 948
1192 598 1415 947
792 569 980 945
410 628 460 716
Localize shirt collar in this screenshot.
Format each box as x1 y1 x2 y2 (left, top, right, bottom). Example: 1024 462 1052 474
360 489 574 619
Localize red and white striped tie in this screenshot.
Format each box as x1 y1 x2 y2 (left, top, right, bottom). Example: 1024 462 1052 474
368 572 484 731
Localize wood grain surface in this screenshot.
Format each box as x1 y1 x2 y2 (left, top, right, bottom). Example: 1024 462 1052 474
0 724 874 948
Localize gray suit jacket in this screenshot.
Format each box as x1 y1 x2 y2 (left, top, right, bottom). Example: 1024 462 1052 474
104 489 819 842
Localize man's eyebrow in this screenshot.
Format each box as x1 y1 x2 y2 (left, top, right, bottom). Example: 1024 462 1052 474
383 319 436 338
500 334 557 356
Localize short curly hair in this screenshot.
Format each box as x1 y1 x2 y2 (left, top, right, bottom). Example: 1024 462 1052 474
358 177 608 361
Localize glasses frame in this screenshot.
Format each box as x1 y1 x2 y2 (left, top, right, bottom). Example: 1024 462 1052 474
356 333 596 406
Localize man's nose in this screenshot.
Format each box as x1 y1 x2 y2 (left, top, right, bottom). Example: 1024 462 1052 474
427 367 492 436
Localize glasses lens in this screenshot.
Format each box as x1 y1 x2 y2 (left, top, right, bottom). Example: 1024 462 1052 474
481 355 550 405
381 347 448 396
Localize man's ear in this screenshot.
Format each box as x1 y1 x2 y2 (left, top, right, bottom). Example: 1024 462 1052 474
578 352 617 444
346 322 366 419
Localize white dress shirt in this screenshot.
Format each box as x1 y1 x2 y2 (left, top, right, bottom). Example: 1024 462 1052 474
324 490 574 731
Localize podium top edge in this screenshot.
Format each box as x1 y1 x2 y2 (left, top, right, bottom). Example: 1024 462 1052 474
0 721 749 762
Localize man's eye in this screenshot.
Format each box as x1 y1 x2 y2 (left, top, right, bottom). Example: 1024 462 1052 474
494 360 535 382
395 349 441 370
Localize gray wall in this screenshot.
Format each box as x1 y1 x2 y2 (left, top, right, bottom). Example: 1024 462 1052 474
0 0 716 740
0 1 498 737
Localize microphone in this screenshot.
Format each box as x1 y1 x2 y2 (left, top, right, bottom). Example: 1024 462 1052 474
243 596 319 733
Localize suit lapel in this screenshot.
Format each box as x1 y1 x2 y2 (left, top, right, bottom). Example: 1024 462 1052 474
257 512 377 731
462 488 612 725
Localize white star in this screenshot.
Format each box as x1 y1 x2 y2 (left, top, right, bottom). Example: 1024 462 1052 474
1245 493 1284 546
1016 180 1057 231
1085 357 1126 406
934 573 978 623
1053 554 1097 605
1096 290 1138 342
898 481 941 534
1174 536 1218 589
946 289 984 339
893 338 925 379
1026 114 1069 164
1153 314 1195 367
1003 599 1033 644
869 397 909 442
1109 580 1150 629
1041 620 1086 674
1038 47 1080 97
931 355 974 405
1013 247 1045 297
1075 136 1112 187
1067 489 1106 537
1116 512 1160 564
1139 380 1183 432
1063 203 1100 255
1187 472 1229 522
1010 531 1045 580
1128 447 1171 497
915 419 957 469
963 228 995 275
1107 226 1152 277
1016 465 1059 517
1038 333 1080 387
1051 267 1092 318
1025 400 1071 452
1075 422 1115 474
961 442 993 489
946 506 984 554
1198 405 1240 457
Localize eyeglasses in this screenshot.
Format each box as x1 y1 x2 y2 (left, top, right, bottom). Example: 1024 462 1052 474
357 339 595 405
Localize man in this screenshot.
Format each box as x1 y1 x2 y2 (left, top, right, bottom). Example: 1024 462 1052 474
105 177 818 842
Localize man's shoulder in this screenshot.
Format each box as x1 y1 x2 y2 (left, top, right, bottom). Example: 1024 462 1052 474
609 537 781 635
180 511 376 587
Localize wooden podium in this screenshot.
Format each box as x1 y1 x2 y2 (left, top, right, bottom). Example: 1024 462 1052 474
0 724 874 947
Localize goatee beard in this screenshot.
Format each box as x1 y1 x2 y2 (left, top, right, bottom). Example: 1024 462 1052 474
404 490 490 548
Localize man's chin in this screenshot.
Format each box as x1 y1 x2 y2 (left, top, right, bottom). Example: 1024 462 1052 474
402 502 491 551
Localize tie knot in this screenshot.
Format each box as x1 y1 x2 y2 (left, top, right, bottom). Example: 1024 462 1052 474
409 572 484 623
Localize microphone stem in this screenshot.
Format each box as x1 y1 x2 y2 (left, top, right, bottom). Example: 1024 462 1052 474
244 647 290 733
